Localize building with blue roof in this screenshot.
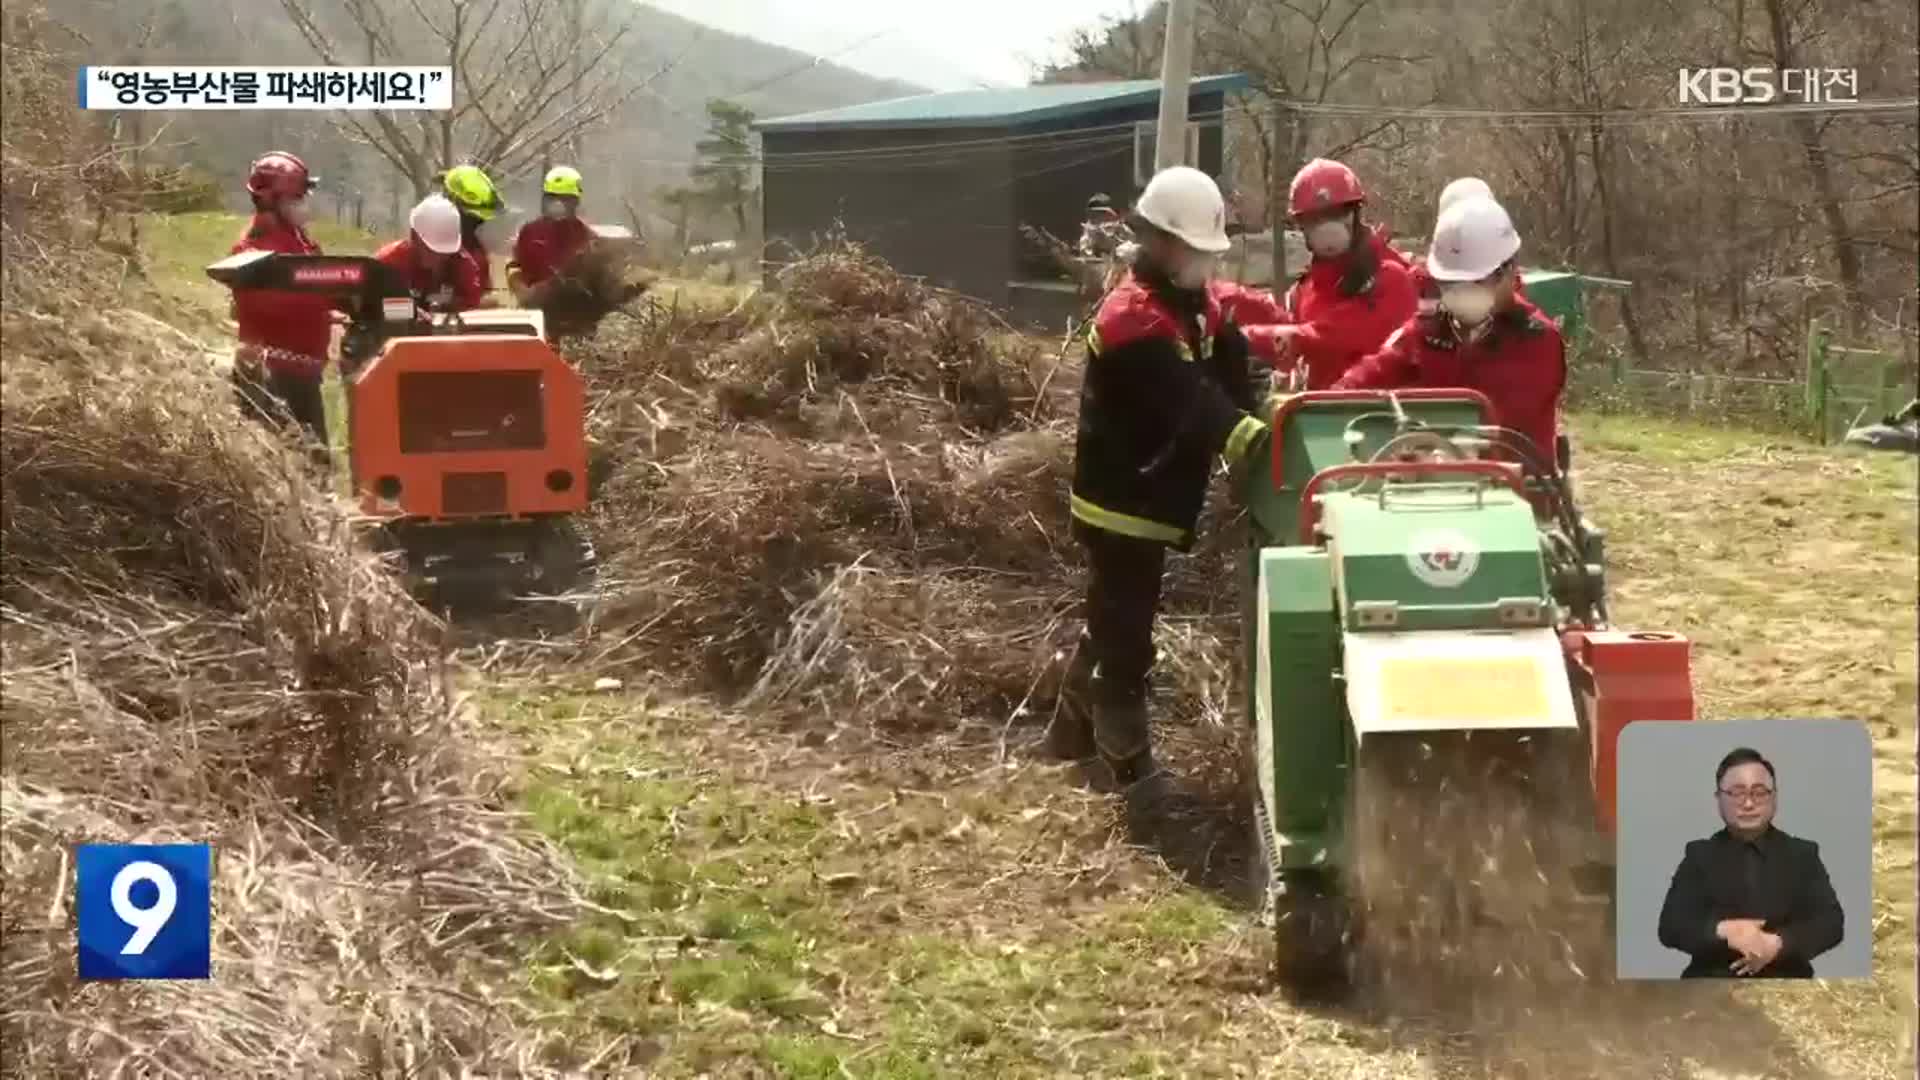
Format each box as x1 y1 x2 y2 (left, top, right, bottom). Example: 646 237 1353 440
753 74 1253 328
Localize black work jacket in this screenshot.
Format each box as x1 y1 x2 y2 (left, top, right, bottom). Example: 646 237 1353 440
1069 268 1262 551
1655 825 1844 978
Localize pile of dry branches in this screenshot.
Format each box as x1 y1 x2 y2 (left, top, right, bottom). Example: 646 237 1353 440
565 241 1246 752
535 242 658 340
0 292 588 1074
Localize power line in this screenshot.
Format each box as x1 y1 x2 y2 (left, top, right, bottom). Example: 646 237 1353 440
1279 97 1919 120
728 27 902 100
640 93 1917 173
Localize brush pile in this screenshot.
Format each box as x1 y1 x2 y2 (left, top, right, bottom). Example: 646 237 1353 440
565 240 1245 757
0 284 587 1075
535 238 658 340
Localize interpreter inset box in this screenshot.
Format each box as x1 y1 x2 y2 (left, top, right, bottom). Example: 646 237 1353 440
1614 718 1872 980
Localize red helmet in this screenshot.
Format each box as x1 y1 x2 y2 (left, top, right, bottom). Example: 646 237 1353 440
1288 158 1365 217
246 152 315 201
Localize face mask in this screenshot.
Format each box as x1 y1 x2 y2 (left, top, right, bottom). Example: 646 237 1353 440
1441 283 1497 326
542 198 570 221
1305 219 1352 257
1173 255 1216 290
280 199 311 227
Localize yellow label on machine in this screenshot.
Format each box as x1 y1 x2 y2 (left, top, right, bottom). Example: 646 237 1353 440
1378 656 1552 724
1341 627 1579 739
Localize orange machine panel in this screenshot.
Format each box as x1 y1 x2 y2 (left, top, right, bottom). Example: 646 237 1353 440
349 335 589 521
1562 629 1696 835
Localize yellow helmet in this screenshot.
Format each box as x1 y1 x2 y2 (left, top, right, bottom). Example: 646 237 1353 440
442 164 502 220
543 166 584 198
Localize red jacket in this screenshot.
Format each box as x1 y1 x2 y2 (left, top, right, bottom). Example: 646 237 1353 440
373 237 486 312
1208 279 1288 328
1263 226 1417 388
510 216 595 286
231 213 334 376
1332 296 1567 466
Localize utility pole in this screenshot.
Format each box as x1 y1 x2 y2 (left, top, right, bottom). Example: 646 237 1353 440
1153 0 1198 172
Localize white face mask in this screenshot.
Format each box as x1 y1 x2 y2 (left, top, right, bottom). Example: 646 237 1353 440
1173 254 1216 290
280 198 311 227
1441 283 1497 326
542 198 570 221
1305 219 1352 257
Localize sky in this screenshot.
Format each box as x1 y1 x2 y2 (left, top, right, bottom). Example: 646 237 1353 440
640 0 1154 92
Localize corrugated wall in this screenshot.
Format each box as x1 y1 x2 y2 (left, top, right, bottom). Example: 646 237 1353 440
1008 93 1228 281
760 126 1014 304
758 91 1231 311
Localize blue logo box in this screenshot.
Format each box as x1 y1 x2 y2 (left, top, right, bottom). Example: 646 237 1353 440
75 843 212 980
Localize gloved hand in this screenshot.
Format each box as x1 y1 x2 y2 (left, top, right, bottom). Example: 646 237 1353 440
1228 421 1274 505
1212 322 1258 412
232 343 265 379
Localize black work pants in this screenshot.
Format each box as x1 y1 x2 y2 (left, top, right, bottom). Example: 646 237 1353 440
234 367 330 467
1076 522 1167 705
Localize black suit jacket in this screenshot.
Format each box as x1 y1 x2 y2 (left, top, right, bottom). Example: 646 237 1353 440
1655 825 1844 978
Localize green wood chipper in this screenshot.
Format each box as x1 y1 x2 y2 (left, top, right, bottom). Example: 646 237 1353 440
1237 389 1696 995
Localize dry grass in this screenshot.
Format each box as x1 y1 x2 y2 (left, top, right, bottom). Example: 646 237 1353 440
0 177 592 1077
560 240 1173 745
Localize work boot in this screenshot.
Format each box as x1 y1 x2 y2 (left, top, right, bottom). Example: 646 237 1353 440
1093 695 1157 788
1042 637 1098 761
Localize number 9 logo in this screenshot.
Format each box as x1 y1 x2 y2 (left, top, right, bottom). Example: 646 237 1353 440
110 860 178 955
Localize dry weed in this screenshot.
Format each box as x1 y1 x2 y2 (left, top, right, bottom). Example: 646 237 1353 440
561 237 1244 748
0 294 595 1076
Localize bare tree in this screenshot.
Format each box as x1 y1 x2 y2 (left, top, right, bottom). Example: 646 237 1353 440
1046 0 1430 282
276 0 669 195
1763 0 1868 334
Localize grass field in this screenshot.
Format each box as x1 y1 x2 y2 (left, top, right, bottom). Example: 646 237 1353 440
139 211 1919 1078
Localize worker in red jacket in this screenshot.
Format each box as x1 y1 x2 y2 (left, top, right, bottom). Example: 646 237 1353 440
1242 159 1417 388
508 165 596 305
229 150 336 464
1333 196 1567 471
373 194 486 320
1047 166 1270 813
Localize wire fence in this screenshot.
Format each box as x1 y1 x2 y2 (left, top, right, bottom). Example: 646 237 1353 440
1565 320 1917 442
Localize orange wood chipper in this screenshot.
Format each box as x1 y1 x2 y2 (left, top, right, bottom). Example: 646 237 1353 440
208 251 597 606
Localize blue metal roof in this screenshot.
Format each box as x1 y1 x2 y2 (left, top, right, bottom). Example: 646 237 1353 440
753 73 1253 134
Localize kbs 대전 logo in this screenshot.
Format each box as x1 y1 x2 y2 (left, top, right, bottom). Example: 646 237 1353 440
1677 67 1858 105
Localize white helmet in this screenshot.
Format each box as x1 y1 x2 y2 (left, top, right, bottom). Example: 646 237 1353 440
1427 196 1521 281
409 194 465 254
1437 177 1494 215
1133 165 1232 254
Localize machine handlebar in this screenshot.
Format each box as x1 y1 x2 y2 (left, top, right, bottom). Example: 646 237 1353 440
1297 459 1528 543
1269 389 1498 485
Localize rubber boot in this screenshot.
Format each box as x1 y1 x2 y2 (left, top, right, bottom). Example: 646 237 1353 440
1042 636 1099 761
